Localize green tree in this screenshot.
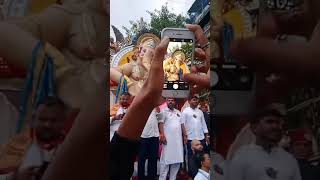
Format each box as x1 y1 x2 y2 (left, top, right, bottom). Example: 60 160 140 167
180 43 193 63
122 17 150 40
122 4 187 41
147 4 187 36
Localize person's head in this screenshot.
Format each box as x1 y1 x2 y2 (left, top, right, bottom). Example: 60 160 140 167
191 140 203 153
33 97 67 143
250 104 286 145
166 98 176 110
195 152 211 171
189 94 200 108
119 92 131 108
137 36 159 59
200 103 208 112
172 50 185 64
289 129 313 160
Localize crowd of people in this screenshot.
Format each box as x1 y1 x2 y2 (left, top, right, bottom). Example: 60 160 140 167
110 93 212 180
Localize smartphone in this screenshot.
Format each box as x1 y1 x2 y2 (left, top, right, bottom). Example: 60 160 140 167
161 28 195 98
211 0 260 115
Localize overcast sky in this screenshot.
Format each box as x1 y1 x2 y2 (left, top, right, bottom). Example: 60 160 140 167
110 0 195 39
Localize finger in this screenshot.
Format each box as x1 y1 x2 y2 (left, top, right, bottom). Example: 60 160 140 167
257 14 279 38
148 37 169 77
185 24 208 46
190 66 197 73
151 37 169 67
194 48 206 60
184 73 210 88
194 48 209 72
190 84 205 94
190 64 208 76
273 11 314 36
230 38 320 76
146 37 169 91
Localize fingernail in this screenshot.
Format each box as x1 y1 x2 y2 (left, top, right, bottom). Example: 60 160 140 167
162 36 170 44
163 36 169 41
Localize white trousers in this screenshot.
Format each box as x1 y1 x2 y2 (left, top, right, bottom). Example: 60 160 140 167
159 162 180 180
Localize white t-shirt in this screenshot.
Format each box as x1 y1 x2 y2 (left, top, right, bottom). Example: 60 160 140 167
19 142 57 169
141 109 160 138
226 144 301 180
110 106 127 141
194 169 210 180
181 107 208 140
0 142 57 180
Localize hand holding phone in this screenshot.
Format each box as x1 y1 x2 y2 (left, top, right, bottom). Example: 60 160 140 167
161 28 195 98
183 24 211 92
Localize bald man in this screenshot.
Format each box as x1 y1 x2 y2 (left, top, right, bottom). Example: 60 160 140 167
188 140 204 178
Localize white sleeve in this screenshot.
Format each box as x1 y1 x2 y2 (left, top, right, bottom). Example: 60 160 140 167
181 111 187 125
179 113 184 125
158 111 165 123
226 151 246 180
200 112 209 134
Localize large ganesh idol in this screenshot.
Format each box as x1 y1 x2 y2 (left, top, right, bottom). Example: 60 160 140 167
0 0 107 109
110 33 160 98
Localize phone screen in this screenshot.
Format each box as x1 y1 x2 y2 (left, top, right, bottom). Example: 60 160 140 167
220 0 260 63
163 38 193 91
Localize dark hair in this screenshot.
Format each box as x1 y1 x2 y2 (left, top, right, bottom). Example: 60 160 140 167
38 96 66 111
250 108 284 125
121 92 131 97
194 152 209 169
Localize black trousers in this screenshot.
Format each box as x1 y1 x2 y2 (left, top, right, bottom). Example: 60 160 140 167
138 137 159 180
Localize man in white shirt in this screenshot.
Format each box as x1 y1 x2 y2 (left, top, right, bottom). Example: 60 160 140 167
227 104 301 180
110 92 131 140
11 96 67 180
182 94 209 159
138 107 161 180
159 98 186 180
194 152 211 180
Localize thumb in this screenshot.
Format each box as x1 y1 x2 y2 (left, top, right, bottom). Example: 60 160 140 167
145 37 169 93
147 37 169 81
151 37 169 68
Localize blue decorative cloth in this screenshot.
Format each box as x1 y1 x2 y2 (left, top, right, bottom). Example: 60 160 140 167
179 69 183 81
16 42 56 133
222 23 234 62
115 75 128 103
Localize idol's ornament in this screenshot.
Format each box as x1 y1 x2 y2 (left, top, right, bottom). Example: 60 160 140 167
110 33 160 103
